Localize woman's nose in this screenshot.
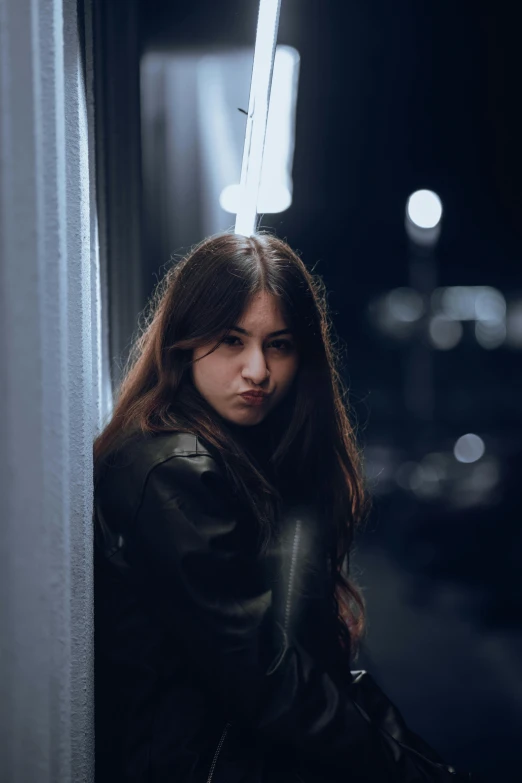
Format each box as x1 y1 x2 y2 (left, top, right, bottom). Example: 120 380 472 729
241 348 270 384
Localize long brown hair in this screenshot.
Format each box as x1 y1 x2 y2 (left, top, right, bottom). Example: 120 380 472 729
94 231 370 661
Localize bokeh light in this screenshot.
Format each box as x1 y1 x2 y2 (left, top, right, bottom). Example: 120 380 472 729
454 434 485 464
386 288 424 322
406 189 443 229
475 319 506 349
429 315 463 350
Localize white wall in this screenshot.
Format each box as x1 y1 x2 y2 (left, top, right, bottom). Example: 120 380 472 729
0 0 110 780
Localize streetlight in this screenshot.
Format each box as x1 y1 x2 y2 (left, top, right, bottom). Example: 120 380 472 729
405 189 443 246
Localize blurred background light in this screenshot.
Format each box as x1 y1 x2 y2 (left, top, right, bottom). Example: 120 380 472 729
141 43 299 254
372 284 512 351
475 287 506 323
395 458 444 499
454 434 486 464
439 286 477 320
421 452 450 477
451 456 501 507
394 449 500 507
234 0 283 236
395 461 419 491
406 189 443 228
220 182 292 213
436 285 506 322
429 314 463 349
475 318 507 349
228 44 300 219
386 287 424 322
468 458 500 492
412 463 444 498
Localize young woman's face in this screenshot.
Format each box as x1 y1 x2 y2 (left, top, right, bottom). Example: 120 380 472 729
192 291 299 426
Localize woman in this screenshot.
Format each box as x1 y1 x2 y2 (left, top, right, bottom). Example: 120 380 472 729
93 232 470 782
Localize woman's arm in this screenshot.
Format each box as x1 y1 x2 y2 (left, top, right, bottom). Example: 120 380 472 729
123 451 464 782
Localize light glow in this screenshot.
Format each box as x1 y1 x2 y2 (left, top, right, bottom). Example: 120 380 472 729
438 286 506 322
222 45 299 216
235 0 282 236
386 288 424 322
475 287 506 323
407 189 443 228
429 315 463 350
454 434 485 464
475 319 506 349
221 183 292 214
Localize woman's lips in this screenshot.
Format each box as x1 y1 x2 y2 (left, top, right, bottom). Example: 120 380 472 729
240 393 268 406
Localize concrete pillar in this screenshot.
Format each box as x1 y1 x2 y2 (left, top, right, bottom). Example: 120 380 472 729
0 0 109 780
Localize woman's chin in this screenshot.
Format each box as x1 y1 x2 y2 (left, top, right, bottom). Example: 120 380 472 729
222 407 267 427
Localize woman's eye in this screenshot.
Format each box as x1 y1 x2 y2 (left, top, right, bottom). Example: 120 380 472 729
222 336 242 347
221 336 294 351
269 340 294 352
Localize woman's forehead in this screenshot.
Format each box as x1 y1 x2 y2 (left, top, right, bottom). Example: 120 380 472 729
238 291 288 327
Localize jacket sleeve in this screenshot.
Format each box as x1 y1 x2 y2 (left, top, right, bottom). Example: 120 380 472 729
127 451 465 782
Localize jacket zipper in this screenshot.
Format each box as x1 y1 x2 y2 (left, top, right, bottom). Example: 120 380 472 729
266 518 303 678
284 519 302 633
206 520 302 782
206 720 232 783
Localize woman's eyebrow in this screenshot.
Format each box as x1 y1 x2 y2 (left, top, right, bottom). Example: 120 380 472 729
230 326 293 338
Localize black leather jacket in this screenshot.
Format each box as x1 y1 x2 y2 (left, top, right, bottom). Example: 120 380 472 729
94 431 470 783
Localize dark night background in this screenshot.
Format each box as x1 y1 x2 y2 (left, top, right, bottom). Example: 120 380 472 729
99 1 522 780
